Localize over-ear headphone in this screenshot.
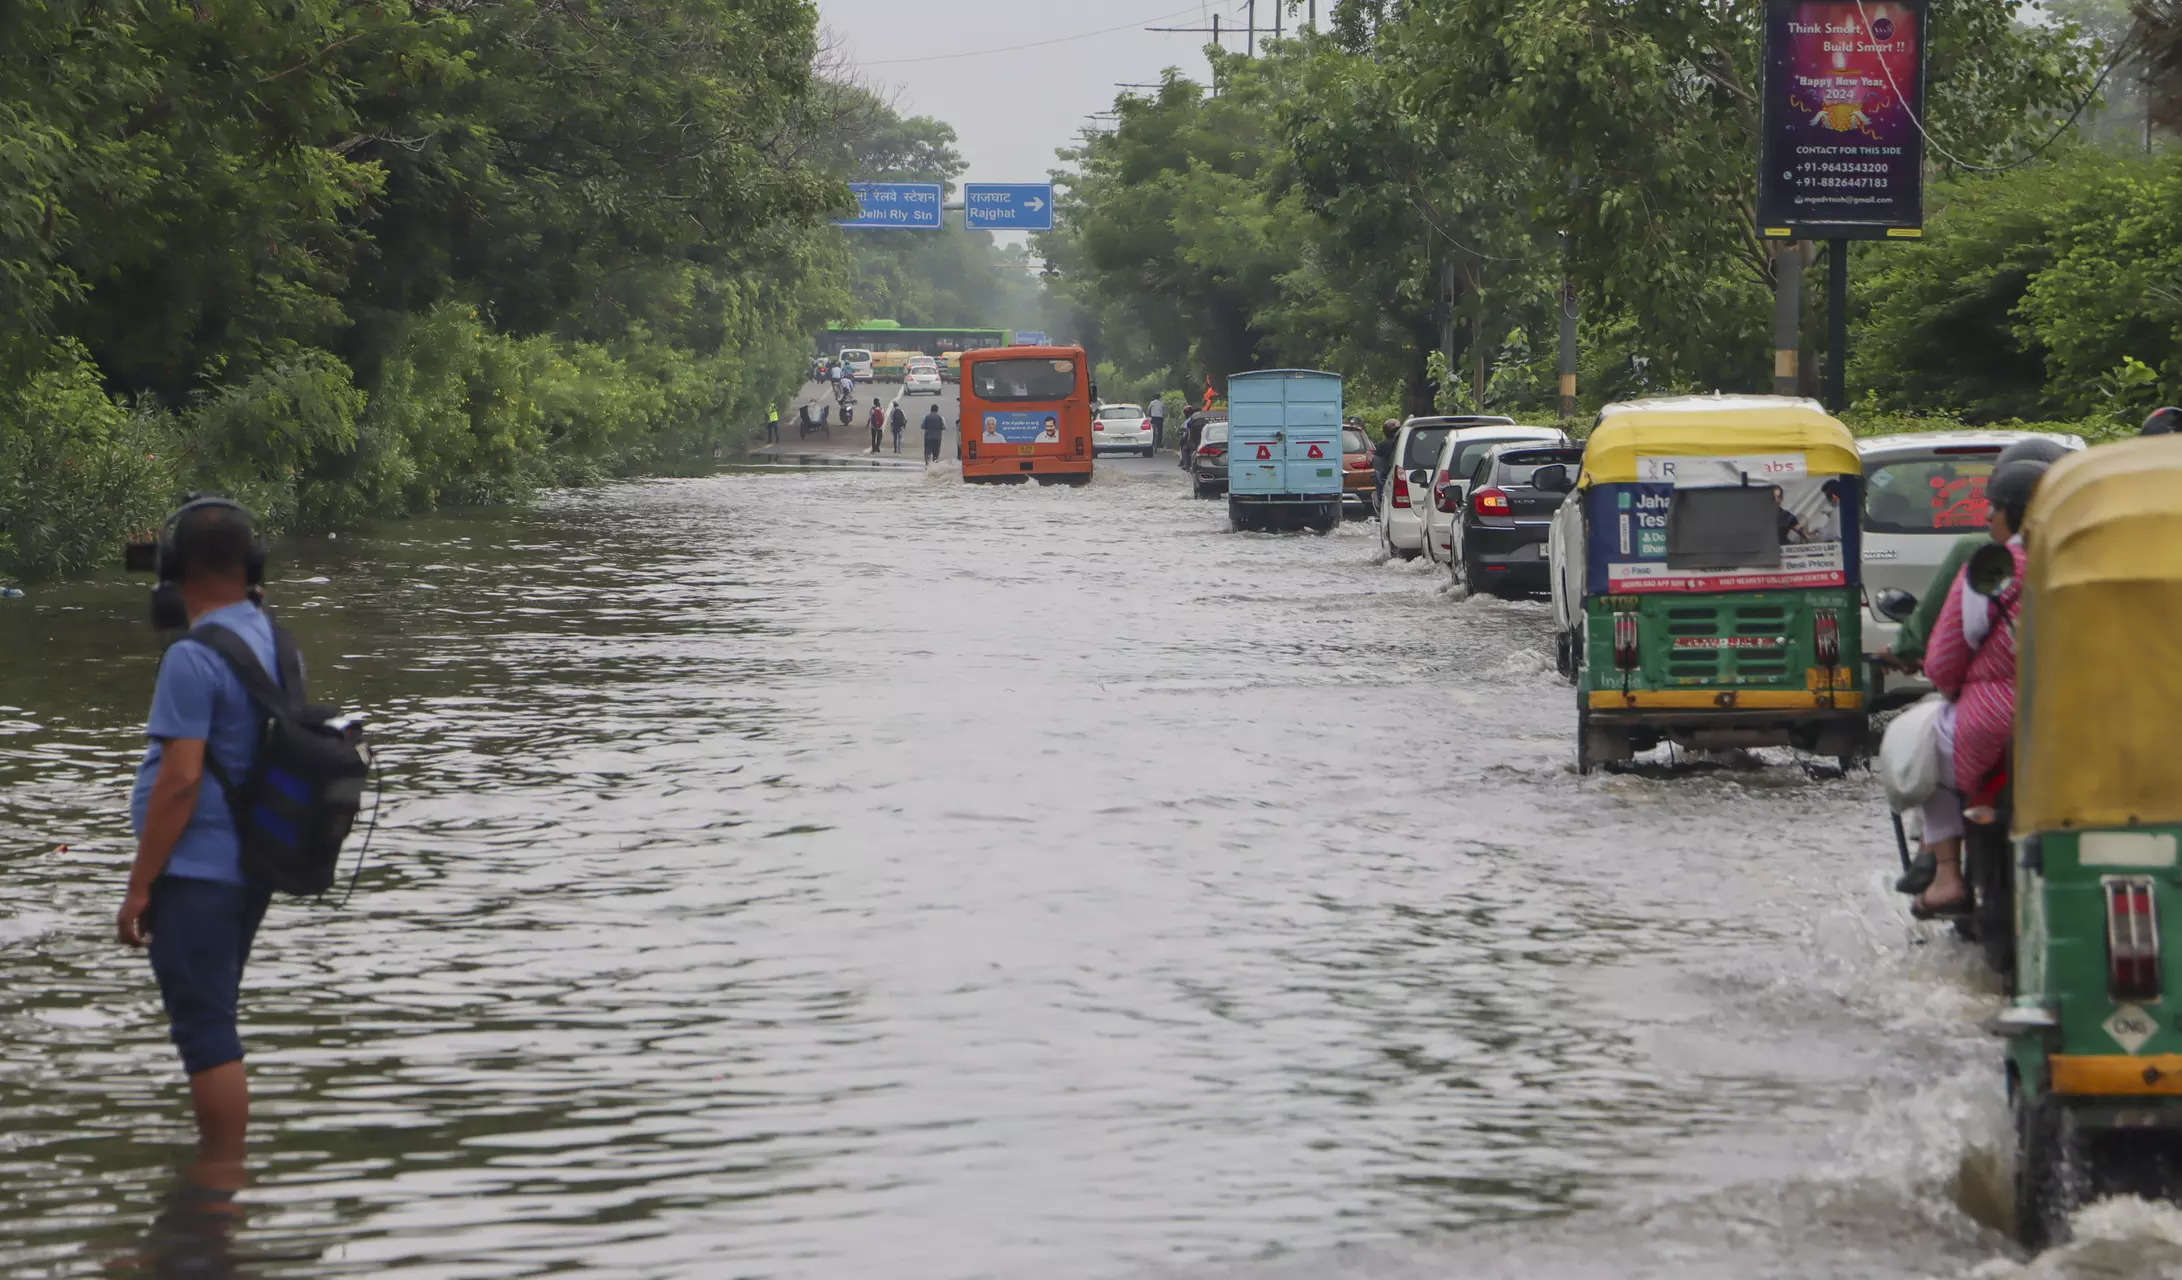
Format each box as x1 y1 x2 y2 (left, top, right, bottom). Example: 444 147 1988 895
158 495 267 587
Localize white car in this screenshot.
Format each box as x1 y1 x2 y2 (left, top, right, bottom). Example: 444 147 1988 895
1857 429 2083 704
1092 402 1155 456
1421 425 1570 571
904 365 943 395
1377 416 1515 560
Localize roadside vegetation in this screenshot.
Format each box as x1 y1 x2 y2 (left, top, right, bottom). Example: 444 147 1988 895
1036 0 2165 442
0 3 1040 584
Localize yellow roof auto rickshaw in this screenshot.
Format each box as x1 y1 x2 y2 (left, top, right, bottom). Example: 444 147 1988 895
1542 395 1866 771
1999 437 2182 1247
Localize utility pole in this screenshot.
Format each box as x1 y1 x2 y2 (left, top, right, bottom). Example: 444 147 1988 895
1772 241 1801 397
1273 1 1281 43
1310 0 1316 30
1248 0 1256 55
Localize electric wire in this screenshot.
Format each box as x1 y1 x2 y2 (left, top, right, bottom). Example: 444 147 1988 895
860 3 1211 66
1852 0 2138 174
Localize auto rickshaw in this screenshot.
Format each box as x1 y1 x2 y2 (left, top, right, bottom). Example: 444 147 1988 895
1996 437 2182 1247
1543 396 1867 772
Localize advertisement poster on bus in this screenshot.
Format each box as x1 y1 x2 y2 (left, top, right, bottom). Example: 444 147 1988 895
981 412 1062 446
1757 1 1926 238
1588 455 1860 594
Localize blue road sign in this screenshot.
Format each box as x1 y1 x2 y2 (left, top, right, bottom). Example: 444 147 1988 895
1012 331 1049 346
837 182 943 229
963 183 1055 231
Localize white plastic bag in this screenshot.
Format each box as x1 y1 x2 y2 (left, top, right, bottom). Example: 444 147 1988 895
1879 694 1946 812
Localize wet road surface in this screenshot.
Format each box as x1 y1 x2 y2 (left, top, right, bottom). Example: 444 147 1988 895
3 452 2178 1277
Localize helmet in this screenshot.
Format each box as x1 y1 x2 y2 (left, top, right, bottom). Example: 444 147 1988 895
2143 406 2182 436
1992 436 2072 470
1986 457 2052 513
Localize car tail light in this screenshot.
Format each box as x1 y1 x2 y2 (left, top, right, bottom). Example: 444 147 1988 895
1612 611 1640 671
1093 422 1104 431
2108 878 2162 1000
1393 472 1412 509
1814 608 1841 666
1198 443 1221 456
1472 487 1513 517
1141 419 1152 431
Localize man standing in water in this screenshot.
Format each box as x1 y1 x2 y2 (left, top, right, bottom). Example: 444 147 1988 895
921 403 947 463
117 502 282 1182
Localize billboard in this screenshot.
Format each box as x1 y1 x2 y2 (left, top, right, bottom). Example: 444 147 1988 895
1757 1 1926 240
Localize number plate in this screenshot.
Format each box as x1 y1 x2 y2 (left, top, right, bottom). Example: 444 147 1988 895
1017 446 1035 456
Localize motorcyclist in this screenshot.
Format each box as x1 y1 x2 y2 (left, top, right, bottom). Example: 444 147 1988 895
1908 439 2060 918
1372 418 1402 509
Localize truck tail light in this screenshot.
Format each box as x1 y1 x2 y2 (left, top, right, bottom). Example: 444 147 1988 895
1471 487 1513 518
1814 608 1841 667
1393 473 1412 509
966 440 978 460
1612 611 1640 671
2108 878 2162 1001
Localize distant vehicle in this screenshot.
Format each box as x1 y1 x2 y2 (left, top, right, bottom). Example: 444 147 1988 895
1226 369 1343 533
1422 425 1571 569
1340 426 1374 515
1092 402 1155 456
904 365 944 395
1452 443 1586 597
839 348 874 381
810 356 831 382
959 345 1093 485
1378 415 1516 560
941 351 964 383
1190 420 1230 498
1855 429 2084 705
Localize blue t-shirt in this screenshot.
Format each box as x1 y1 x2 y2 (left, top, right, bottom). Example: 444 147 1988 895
130 601 280 885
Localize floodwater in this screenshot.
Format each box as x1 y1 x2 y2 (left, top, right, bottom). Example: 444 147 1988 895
4 451 2181 1279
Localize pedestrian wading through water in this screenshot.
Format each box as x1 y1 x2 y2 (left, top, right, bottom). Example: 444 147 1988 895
117 498 371 1187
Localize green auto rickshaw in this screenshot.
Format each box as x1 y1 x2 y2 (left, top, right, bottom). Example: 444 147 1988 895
1997 437 2182 1247
1544 396 1867 772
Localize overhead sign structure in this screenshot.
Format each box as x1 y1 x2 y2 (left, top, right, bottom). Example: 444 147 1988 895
963 183 1054 232
837 182 943 229
1757 1 1926 240
1012 331 1049 346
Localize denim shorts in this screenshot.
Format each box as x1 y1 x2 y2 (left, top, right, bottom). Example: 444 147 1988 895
147 875 273 1076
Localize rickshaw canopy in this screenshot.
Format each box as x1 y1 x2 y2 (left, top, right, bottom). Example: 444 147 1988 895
1579 396 1860 487
2016 438 2182 833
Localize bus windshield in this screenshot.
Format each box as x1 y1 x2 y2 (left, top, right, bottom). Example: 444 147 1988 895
971 358 1079 402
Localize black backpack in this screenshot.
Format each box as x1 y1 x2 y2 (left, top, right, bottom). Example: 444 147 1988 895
187 622 369 896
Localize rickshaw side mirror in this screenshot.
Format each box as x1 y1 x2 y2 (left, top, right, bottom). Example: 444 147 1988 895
1531 463 1574 493
1874 588 1917 622
1968 543 2016 597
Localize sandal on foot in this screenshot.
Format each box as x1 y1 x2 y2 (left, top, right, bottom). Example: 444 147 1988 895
1910 889 1973 920
1895 851 1937 896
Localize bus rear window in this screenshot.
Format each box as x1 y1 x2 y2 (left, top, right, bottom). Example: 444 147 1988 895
1864 453 1996 533
971 359 1078 402
1665 487 1782 570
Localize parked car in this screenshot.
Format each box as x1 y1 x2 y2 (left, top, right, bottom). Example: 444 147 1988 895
1378 415 1515 560
1093 402 1156 456
1857 429 2084 706
1340 425 1374 515
904 364 944 395
1190 421 1230 498
1452 443 1586 597
1422 425 1571 569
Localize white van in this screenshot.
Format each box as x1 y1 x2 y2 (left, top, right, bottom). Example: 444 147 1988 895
839 348 874 381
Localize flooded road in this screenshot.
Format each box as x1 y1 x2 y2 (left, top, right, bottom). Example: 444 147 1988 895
4 456 2177 1277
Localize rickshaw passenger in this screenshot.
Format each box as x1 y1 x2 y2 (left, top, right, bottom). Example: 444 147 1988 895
1910 450 2054 917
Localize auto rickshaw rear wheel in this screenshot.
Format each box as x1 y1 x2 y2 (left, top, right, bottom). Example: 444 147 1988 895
2013 1088 2083 1250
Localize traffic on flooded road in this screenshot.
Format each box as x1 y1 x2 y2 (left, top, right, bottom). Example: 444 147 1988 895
9 424 2181 1279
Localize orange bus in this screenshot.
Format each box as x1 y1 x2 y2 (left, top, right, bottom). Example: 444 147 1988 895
959 345 1094 484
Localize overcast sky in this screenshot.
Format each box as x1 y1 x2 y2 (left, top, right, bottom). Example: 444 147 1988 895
814 0 1303 184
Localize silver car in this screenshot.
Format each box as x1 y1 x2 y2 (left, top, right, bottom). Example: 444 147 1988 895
1858 429 2083 705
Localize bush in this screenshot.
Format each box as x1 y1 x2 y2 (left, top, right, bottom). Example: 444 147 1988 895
0 340 175 582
